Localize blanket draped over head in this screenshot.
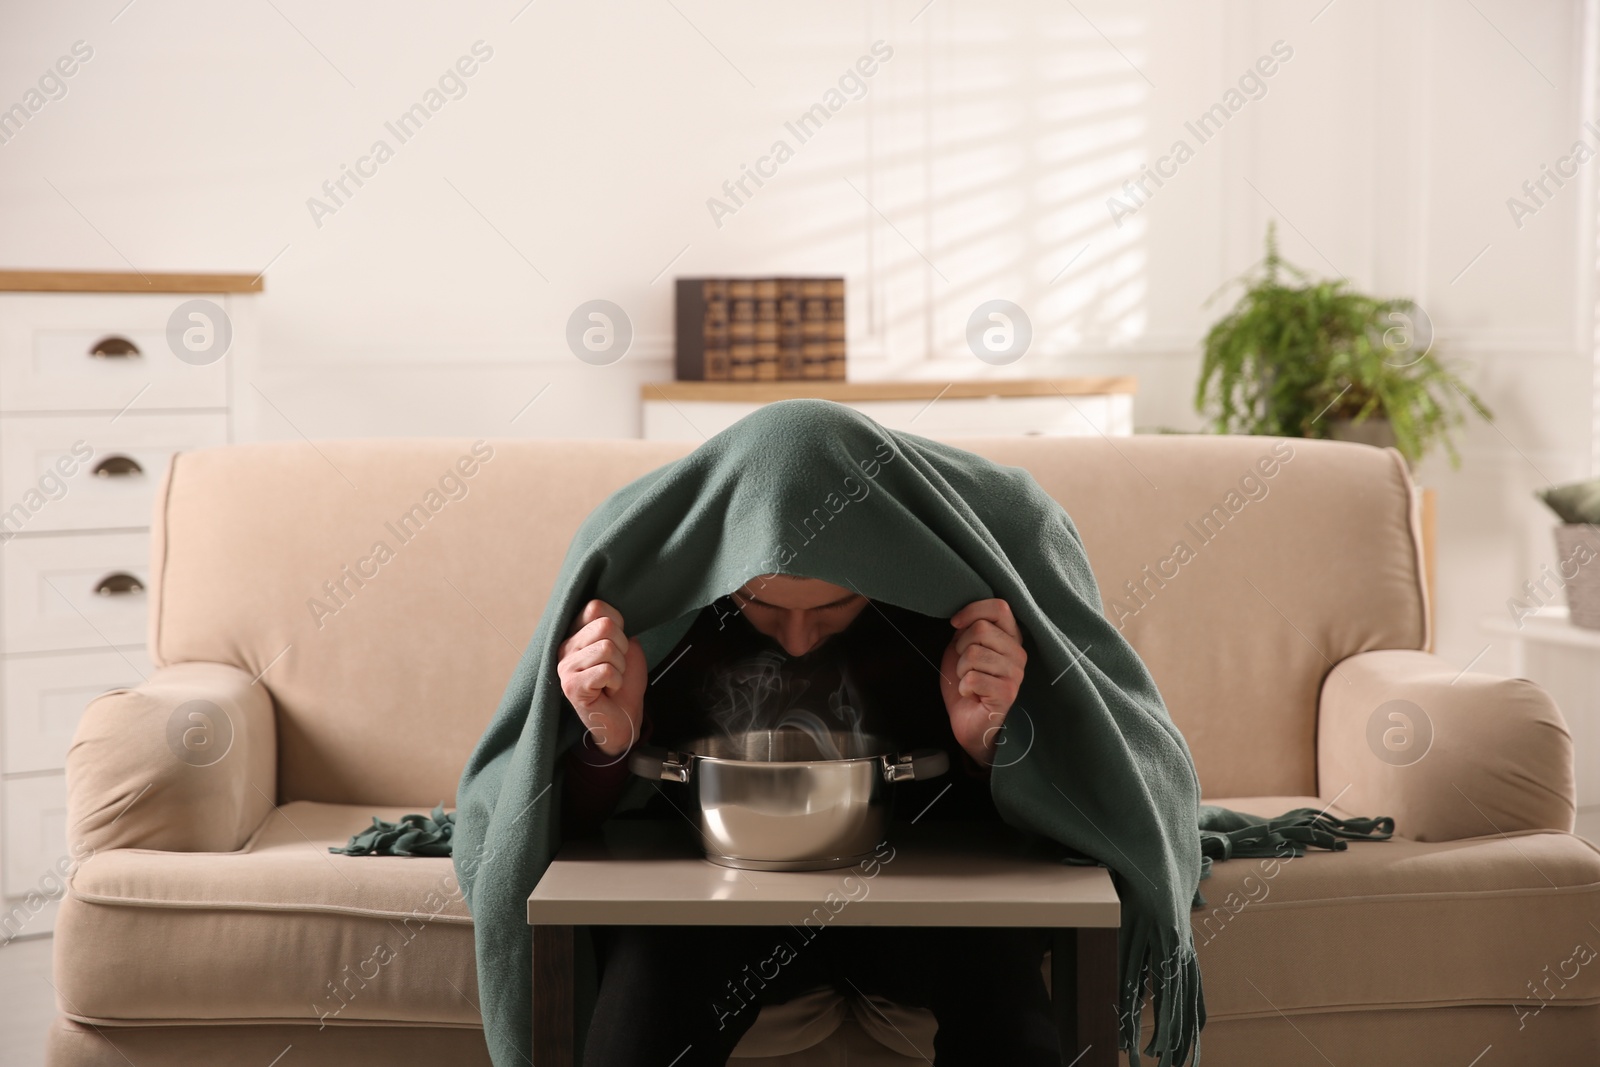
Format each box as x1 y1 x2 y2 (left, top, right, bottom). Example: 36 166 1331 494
454 399 1387 1067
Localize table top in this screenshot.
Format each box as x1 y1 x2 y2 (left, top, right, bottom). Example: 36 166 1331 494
0 269 263 293
641 376 1137 403
526 819 1121 929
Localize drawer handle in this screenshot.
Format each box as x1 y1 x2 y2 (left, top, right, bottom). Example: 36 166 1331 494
89 335 142 359
94 573 145 597
92 455 144 478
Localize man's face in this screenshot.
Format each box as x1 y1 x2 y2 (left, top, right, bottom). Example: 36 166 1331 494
731 576 868 657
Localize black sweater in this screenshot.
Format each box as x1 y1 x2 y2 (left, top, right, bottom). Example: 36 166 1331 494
561 596 1001 836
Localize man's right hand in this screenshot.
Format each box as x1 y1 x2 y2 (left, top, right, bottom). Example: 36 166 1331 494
557 599 647 758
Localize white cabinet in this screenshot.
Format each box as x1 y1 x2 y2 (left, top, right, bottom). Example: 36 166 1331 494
0 273 256 941
0 775 73 940
640 377 1136 441
2 776 69 899
3 648 154 774
0 412 228 531
0 293 230 411
1 531 152 654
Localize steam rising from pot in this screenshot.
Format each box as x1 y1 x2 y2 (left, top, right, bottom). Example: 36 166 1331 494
701 649 873 760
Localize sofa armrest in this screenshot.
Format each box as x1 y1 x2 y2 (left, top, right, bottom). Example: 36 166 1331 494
67 662 277 853
1317 649 1574 841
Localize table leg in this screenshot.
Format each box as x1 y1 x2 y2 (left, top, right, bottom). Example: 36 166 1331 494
532 924 575 1067
1053 927 1118 1067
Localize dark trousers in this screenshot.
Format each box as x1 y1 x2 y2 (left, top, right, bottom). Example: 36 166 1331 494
582 923 1061 1066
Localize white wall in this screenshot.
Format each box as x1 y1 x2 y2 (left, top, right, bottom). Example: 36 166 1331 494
0 0 1592 674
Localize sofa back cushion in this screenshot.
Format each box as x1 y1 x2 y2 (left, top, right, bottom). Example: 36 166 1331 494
150 433 1424 805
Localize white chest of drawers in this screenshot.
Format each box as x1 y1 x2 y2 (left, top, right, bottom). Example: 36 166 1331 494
0 270 259 941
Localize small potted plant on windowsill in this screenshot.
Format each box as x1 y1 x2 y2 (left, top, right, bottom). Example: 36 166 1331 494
1534 481 1600 631
1193 222 1493 470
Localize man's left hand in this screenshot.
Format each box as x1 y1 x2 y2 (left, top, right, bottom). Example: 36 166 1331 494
940 598 1026 768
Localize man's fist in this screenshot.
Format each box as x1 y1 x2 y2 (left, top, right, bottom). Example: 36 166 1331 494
939 598 1027 768
556 599 646 758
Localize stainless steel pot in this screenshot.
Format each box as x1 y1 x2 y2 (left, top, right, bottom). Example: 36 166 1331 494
628 727 950 871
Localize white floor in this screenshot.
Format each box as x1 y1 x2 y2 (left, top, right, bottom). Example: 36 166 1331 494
0 934 53 1067
7 813 1600 1065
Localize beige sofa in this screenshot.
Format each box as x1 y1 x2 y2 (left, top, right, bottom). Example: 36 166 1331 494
52 432 1600 1065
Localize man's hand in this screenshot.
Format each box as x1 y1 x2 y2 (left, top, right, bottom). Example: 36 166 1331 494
557 599 646 758
940 598 1026 768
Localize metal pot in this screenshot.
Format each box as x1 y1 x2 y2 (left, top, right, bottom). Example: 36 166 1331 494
628 727 950 871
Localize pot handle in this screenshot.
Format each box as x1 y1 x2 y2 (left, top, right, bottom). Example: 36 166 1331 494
882 748 950 783
628 743 692 783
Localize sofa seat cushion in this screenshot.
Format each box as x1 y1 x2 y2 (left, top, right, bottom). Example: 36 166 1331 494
1192 796 1600 1018
57 802 477 1027
843 794 1600 1056
59 794 1600 1053
48 1017 496 1067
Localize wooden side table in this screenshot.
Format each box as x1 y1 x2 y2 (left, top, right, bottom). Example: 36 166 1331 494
527 819 1122 1066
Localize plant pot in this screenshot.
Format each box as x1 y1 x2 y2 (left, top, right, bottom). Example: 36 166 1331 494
1326 417 1398 451
1552 524 1600 630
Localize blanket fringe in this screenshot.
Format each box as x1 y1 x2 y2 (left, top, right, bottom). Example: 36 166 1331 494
1198 806 1394 873
328 803 456 857
1120 915 1204 1066
1120 806 1393 1064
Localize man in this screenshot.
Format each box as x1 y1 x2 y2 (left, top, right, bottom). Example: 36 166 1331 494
555 573 1061 1066
456 400 1213 1067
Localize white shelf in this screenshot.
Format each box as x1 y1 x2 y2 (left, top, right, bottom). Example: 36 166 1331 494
1481 605 1600 810
1480 606 1600 652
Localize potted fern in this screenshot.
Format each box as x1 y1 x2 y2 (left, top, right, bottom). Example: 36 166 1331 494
1534 481 1600 630
1194 222 1492 468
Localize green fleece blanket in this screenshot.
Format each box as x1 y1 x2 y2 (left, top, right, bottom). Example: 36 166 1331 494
328 804 455 856
454 399 1385 1067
